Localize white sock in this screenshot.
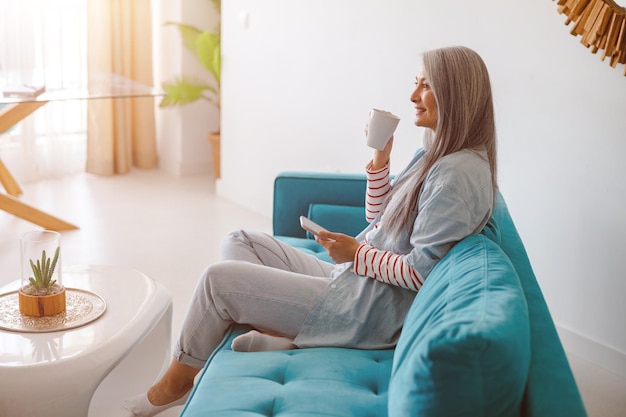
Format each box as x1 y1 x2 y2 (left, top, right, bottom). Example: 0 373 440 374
231 330 297 352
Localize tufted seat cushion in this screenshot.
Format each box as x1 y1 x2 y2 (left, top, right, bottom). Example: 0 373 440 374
181 324 394 417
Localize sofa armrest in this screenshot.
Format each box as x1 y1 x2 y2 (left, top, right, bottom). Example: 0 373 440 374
273 171 368 238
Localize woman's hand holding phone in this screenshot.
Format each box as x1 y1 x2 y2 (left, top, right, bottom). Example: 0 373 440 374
299 216 360 263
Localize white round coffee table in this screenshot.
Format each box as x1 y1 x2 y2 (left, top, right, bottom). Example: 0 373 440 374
0 265 173 417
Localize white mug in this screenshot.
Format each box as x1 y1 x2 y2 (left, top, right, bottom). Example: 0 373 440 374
366 109 400 150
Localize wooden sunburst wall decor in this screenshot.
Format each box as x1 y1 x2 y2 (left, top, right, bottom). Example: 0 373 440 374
553 0 626 75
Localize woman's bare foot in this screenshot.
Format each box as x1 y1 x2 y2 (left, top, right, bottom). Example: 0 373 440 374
123 360 200 416
147 360 199 405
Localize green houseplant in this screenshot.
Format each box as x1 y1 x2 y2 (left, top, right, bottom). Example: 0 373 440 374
159 0 222 178
24 247 61 296
19 240 66 317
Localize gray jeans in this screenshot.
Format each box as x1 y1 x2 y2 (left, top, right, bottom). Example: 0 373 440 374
174 230 334 368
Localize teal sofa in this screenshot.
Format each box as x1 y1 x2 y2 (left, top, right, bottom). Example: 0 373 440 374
179 171 586 417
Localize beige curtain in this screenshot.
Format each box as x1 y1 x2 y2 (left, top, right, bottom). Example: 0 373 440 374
86 0 157 175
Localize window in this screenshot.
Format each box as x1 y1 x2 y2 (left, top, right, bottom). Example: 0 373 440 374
0 0 87 182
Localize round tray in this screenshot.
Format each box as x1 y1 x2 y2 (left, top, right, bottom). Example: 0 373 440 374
0 288 106 333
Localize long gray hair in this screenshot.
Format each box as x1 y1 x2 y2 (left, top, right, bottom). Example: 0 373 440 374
382 46 498 238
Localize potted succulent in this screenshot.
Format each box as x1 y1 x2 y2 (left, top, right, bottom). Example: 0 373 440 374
18 231 66 317
159 0 222 178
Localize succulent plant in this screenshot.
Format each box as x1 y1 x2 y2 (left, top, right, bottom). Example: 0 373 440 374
26 246 60 295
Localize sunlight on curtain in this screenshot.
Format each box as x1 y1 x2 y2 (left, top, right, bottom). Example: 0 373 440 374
0 0 87 184
86 0 158 175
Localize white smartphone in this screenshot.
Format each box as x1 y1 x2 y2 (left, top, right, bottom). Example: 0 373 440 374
299 216 327 236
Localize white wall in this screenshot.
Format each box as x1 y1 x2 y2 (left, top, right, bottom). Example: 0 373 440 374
215 0 626 376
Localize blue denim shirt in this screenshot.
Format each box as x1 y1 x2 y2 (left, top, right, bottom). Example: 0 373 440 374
294 148 493 349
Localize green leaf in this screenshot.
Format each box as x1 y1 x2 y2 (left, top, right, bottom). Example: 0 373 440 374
27 247 59 290
196 32 221 84
160 1 221 109
41 251 46 277
31 259 42 285
164 22 203 55
159 78 217 108
44 257 51 285
49 247 60 282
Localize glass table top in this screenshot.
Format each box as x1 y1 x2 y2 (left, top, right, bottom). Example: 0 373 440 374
0 71 164 104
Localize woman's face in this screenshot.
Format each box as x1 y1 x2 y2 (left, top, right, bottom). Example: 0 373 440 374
410 71 438 131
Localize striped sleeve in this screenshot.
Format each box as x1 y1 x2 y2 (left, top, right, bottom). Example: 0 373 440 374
353 244 425 292
365 162 391 223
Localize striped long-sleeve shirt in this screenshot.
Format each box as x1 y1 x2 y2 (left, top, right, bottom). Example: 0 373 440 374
353 161 424 292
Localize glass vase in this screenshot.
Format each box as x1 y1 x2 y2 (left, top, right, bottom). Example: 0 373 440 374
18 230 66 316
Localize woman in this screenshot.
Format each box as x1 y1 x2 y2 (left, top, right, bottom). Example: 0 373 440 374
124 45 498 417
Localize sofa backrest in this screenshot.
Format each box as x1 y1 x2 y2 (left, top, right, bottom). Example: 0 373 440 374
490 193 587 417
273 171 368 238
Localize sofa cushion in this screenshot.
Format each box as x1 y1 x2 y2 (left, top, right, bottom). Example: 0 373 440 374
180 324 394 417
389 234 530 417
307 203 368 238
273 172 367 238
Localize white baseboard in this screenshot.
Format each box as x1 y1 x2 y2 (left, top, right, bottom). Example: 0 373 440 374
557 325 626 380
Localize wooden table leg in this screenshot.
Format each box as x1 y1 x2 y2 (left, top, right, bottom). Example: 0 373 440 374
0 159 22 196
0 102 44 197
0 102 47 196
0 102 47 134
0 192 78 231
0 100 79 230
